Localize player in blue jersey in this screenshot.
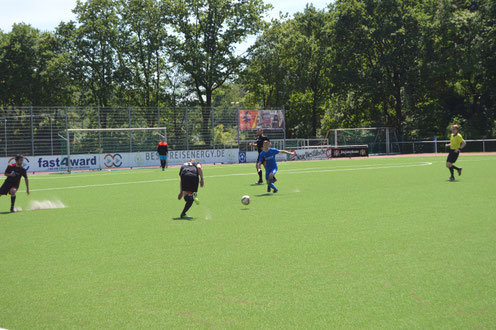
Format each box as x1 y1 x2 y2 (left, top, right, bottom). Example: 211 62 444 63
259 140 295 193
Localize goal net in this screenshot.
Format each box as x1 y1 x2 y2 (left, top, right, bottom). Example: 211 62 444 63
326 127 400 154
60 127 167 173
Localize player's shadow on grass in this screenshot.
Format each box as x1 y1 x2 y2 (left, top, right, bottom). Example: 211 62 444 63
0 211 13 215
172 216 195 221
254 193 273 197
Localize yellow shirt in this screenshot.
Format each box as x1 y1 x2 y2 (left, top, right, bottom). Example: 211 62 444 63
450 133 464 150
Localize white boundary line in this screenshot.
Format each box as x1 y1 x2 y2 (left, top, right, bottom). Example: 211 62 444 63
30 162 432 192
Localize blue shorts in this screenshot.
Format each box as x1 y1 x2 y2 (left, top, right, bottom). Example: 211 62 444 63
265 168 277 180
159 155 168 161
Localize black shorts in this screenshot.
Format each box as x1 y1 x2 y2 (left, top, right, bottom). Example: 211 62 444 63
181 175 199 193
447 150 459 164
0 182 17 195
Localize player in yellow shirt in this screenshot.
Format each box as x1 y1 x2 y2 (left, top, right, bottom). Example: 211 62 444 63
445 124 466 181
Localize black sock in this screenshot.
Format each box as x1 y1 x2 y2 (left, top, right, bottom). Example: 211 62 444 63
182 200 193 215
452 165 459 170
182 195 194 215
161 160 165 168
258 169 262 181
10 196 16 210
449 167 454 177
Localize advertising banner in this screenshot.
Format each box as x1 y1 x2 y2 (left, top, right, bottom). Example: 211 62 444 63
0 149 239 173
288 146 369 161
239 110 284 130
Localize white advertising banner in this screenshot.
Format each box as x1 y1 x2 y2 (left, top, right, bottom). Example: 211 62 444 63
239 151 287 163
0 149 239 172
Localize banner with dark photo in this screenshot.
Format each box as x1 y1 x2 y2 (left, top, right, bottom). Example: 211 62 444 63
258 110 284 129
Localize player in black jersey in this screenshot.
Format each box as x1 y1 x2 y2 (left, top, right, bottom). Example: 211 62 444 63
178 159 204 218
1 154 30 212
249 128 270 184
157 138 169 170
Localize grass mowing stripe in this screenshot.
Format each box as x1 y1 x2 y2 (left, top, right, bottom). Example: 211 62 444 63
29 161 433 192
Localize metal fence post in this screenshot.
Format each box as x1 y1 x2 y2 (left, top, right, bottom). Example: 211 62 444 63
30 106 34 156
97 106 102 153
283 107 286 150
483 141 485 152
157 106 161 128
185 107 189 150
128 107 132 152
211 108 215 149
50 115 54 155
4 119 7 157
236 107 240 148
64 107 71 174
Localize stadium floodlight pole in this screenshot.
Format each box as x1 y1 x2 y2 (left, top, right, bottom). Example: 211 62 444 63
64 106 71 174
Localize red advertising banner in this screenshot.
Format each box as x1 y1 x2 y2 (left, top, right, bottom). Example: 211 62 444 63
239 110 284 130
239 110 259 130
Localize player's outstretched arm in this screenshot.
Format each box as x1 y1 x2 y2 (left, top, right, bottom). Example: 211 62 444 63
178 177 183 200
279 150 296 156
25 177 29 195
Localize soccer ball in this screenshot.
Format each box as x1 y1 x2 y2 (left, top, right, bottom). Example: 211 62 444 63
241 195 250 205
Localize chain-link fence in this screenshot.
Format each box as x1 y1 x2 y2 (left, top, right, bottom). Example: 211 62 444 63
0 106 274 157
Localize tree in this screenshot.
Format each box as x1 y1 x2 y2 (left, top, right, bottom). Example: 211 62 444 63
171 0 269 145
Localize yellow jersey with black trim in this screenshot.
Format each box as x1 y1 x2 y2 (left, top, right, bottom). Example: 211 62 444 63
450 133 464 150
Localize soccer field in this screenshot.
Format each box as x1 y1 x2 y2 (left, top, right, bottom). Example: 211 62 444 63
1 155 495 328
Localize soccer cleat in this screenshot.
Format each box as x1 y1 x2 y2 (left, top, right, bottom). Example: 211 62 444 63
193 193 200 205
256 180 263 185
162 167 165 171
10 208 15 213
273 189 278 193
180 212 187 218
448 177 455 182
457 167 462 176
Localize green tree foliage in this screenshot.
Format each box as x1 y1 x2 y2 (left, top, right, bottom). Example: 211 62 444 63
0 24 72 106
170 0 270 143
0 0 495 140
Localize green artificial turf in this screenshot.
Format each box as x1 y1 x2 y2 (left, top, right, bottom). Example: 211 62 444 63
1 155 495 328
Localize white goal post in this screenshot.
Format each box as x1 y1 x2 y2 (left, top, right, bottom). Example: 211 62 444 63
63 127 167 173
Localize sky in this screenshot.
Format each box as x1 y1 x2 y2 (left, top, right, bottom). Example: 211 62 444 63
0 0 331 33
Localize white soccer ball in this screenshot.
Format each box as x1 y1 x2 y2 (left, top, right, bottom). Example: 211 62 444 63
241 195 250 206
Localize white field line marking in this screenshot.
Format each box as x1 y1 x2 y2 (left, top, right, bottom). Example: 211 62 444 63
29 163 253 180
30 162 432 192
